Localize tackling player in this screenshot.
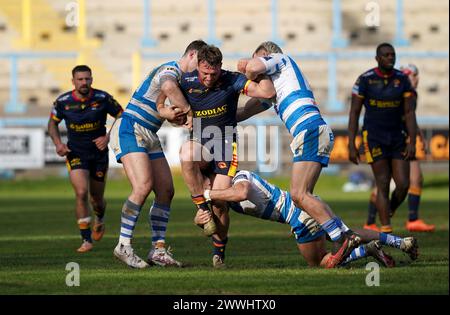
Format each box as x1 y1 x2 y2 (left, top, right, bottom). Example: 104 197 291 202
109 40 208 268
349 43 417 233
238 41 361 268
48 65 123 253
178 45 276 267
195 170 418 268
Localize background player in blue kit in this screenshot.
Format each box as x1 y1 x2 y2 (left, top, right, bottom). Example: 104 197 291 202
178 45 276 267
348 43 417 234
195 170 418 268
48 65 123 253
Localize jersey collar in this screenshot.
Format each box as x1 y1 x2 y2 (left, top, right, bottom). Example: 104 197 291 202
72 89 93 102
374 67 394 78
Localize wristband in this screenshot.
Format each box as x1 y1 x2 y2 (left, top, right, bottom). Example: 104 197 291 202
204 189 211 202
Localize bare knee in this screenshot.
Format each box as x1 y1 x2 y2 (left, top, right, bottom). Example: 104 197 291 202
154 185 175 202
89 195 105 209
74 188 88 202
132 183 152 201
410 173 423 188
291 190 308 208
395 179 410 196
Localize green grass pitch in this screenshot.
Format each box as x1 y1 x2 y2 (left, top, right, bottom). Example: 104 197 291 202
0 172 448 295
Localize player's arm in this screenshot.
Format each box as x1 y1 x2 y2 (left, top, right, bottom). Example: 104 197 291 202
348 77 365 165
244 75 276 99
348 94 363 165
48 114 70 157
236 97 272 122
403 94 417 160
204 181 250 203
245 58 267 80
160 75 191 114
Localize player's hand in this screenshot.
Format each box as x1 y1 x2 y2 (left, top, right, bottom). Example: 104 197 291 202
183 113 193 131
159 105 186 121
194 209 211 226
403 142 416 160
93 134 109 151
237 58 250 74
348 144 360 165
55 143 71 157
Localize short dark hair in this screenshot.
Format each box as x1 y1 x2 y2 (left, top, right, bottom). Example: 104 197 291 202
197 45 223 67
72 65 92 77
183 39 208 56
376 43 395 56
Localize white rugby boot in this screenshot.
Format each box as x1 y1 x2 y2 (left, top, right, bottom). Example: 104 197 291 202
113 243 149 269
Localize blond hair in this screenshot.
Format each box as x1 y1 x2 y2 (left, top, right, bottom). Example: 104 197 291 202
254 41 283 55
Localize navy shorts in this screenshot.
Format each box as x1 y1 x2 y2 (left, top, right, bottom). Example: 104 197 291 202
194 136 238 177
66 150 108 182
362 129 408 163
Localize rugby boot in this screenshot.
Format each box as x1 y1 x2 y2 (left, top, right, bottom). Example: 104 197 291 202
77 240 93 253
325 231 362 268
147 244 183 267
113 243 149 269
212 255 226 269
92 221 105 241
406 219 435 232
363 223 380 232
400 237 419 260
365 240 395 268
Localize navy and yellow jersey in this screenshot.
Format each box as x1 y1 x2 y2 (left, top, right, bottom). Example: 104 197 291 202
352 67 413 133
180 69 249 140
50 89 123 155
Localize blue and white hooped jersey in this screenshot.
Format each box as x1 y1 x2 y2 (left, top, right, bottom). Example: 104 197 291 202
230 170 325 243
122 61 182 133
259 53 322 138
231 170 285 222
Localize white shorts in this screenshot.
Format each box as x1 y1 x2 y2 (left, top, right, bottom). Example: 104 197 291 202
109 116 164 162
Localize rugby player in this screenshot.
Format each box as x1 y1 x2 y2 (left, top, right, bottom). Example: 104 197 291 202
195 170 419 268
237 41 362 268
110 40 208 268
48 65 123 253
348 43 417 233
178 45 276 267
363 64 435 232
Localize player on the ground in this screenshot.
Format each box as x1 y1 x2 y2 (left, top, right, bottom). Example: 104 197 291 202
48 65 123 253
178 44 276 267
109 40 208 269
238 41 361 268
349 43 417 233
195 170 418 268
363 64 435 232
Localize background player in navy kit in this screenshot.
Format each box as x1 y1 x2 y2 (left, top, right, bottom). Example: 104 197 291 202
48 65 123 253
178 45 275 267
362 64 435 232
348 43 417 234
